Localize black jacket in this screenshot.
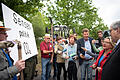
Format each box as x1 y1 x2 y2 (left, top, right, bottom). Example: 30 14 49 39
76 37 94 65
101 42 120 80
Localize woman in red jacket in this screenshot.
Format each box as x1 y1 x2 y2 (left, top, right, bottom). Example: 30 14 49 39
91 37 114 80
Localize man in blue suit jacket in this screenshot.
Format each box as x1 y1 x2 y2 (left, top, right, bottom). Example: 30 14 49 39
77 28 94 80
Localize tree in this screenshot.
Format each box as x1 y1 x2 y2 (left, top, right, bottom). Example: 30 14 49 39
44 0 108 38
28 12 50 48
0 0 47 47
0 0 44 21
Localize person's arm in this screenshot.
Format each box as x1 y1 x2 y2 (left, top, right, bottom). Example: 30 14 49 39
40 42 53 54
98 46 103 51
86 50 98 59
92 43 100 52
43 50 53 54
76 40 85 59
0 66 18 79
81 47 98 59
0 60 25 80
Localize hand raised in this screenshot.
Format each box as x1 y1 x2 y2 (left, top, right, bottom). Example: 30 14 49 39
15 60 25 72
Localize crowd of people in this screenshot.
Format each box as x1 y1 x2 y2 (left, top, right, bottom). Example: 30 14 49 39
40 21 120 80
0 19 120 80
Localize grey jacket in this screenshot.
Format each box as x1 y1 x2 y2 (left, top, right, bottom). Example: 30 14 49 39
0 49 19 80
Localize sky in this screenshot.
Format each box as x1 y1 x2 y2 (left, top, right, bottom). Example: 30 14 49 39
92 0 120 27
41 0 120 27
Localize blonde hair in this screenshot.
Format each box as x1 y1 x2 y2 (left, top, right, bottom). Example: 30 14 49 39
105 37 115 48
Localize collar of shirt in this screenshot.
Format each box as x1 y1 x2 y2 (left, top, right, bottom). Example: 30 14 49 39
116 39 120 46
84 37 89 42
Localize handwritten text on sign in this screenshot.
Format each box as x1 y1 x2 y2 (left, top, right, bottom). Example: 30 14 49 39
2 3 38 63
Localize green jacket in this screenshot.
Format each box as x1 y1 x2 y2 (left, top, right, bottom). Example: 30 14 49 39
0 49 19 80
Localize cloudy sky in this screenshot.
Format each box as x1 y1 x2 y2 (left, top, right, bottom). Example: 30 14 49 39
41 0 120 27
92 0 120 27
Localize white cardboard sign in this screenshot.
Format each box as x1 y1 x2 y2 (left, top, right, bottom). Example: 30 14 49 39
2 3 38 63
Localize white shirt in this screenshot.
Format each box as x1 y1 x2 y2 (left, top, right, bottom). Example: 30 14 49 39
116 39 120 46
84 40 92 59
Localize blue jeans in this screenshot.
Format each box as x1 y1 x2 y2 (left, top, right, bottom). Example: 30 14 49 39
80 60 93 80
41 58 51 80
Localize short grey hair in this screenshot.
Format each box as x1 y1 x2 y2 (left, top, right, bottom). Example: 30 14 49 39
111 21 120 29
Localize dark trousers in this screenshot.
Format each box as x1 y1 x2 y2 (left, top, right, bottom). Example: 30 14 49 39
53 57 57 78
68 61 78 80
57 63 67 80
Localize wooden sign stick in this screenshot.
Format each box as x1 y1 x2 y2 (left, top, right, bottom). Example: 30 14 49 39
49 17 54 62
17 41 24 80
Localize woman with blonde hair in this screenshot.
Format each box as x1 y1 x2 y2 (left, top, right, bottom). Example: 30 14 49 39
91 37 114 80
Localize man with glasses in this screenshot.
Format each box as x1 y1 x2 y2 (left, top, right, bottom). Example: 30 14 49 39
101 21 120 80
0 21 25 80
40 34 53 80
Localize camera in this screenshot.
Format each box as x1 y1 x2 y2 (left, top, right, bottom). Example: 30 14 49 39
103 30 110 38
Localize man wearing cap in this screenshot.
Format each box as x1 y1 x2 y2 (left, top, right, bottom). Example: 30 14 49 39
40 34 53 80
0 21 25 80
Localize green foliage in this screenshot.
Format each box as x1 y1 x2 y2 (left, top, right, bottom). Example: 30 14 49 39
0 0 46 48
28 12 49 48
44 0 108 39
0 0 44 21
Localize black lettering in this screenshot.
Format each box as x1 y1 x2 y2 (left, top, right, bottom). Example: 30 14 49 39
19 30 29 38
19 31 22 38
13 13 17 24
13 13 31 30
23 42 31 55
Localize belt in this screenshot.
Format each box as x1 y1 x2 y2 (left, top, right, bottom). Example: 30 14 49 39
84 58 93 61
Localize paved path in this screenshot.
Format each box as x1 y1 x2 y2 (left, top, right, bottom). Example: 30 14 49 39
33 61 95 80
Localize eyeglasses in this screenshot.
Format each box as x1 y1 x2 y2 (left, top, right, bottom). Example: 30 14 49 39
109 29 113 33
0 32 7 35
109 28 117 33
46 38 50 39
103 41 111 44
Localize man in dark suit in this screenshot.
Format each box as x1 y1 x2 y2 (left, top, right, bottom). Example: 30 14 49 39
77 28 94 80
101 21 120 80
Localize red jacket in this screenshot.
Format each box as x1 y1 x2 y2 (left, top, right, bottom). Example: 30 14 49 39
93 49 112 80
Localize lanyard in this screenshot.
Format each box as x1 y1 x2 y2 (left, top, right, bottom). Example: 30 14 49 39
0 48 17 80
1 48 12 66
